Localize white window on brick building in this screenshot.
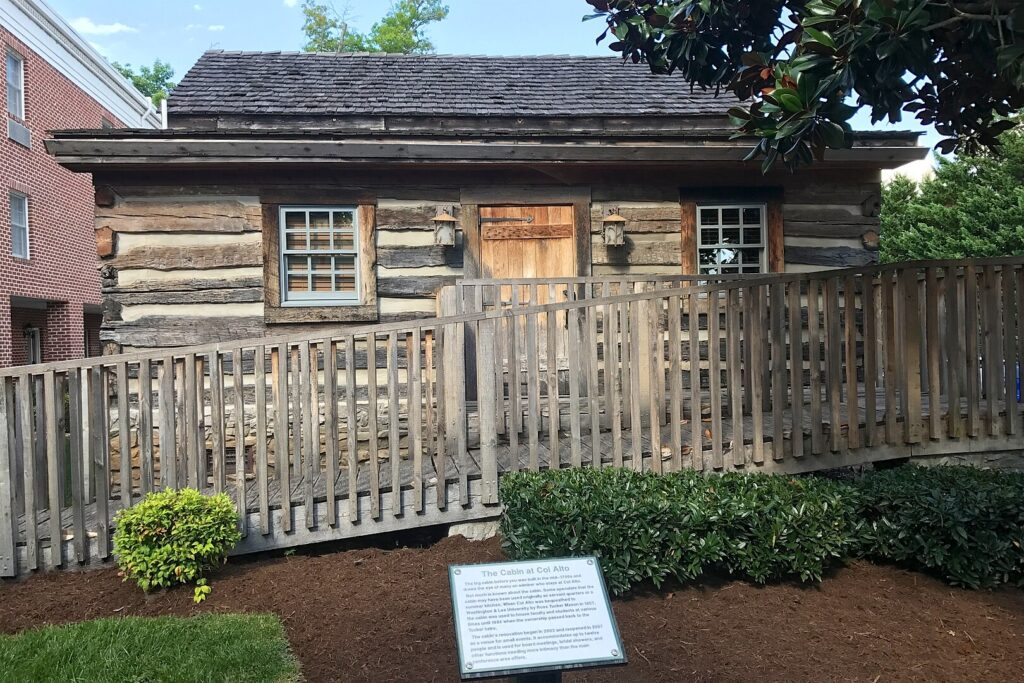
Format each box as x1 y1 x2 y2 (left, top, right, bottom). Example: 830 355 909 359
279 206 361 305
696 204 767 275
10 192 29 258
6 50 24 120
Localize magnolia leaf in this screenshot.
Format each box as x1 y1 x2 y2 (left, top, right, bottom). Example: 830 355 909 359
802 27 835 49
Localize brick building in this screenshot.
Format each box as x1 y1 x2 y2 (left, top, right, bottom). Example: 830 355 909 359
1 0 159 367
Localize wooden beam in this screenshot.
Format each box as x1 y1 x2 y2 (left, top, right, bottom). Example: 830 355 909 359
111 243 262 270
680 201 696 275
96 200 261 233
49 137 929 167
785 246 877 268
767 200 784 272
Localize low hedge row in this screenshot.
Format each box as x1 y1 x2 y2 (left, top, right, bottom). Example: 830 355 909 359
854 466 1024 588
500 465 1024 594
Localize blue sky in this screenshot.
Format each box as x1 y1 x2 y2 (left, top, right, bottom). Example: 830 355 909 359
51 0 935 150
52 1 610 76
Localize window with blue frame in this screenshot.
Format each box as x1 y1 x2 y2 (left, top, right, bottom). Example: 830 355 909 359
279 206 361 306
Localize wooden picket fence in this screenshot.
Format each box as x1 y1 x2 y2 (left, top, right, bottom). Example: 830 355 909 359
1 257 1022 577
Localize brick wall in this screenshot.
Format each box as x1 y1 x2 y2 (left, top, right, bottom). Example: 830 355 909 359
8 305 46 366
1 27 125 366
84 312 103 357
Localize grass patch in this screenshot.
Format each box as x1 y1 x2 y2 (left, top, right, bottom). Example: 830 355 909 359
0 613 299 683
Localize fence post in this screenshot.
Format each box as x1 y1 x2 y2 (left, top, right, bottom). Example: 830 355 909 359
635 298 653 470
437 287 466 474
900 268 923 444
0 379 16 577
476 317 499 504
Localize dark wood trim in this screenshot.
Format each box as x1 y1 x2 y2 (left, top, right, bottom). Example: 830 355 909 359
461 204 481 279
459 186 591 279
573 193 592 277
680 188 786 274
50 138 928 169
258 189 377 205
460 185 590 206
262 200 379 325
680 200 697 275
262 202 282 311
679 187 784 204
767 200 785 273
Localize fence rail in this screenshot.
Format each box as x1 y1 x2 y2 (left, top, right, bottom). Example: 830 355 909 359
1 257 1023 577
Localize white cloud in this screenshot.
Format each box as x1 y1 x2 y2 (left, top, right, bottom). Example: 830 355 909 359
193 3 203 10
88 41 110 57
69 17 138 36
208 24 225 32
283 0 298 7
186 23 225 32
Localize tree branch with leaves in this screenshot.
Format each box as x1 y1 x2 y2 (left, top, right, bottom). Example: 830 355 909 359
113 60 176 106
301 0 449 54
585 0 1023 171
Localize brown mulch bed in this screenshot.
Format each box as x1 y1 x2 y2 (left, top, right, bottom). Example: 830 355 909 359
2 536 1023 682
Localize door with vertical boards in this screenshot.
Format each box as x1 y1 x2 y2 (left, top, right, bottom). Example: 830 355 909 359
476 205 578 412
478 204 577 323
479 205 577 285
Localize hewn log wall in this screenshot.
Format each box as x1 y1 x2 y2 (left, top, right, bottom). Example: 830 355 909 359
94 168 880 352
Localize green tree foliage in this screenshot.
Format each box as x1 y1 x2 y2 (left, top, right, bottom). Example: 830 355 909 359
112 59 176 105
584 1 1023 171
880 122 1024 261
301 0 448 53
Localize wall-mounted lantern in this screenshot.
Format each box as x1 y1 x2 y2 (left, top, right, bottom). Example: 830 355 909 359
602 209 626 247
432 206 459 246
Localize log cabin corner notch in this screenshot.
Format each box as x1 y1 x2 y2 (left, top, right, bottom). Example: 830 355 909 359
44 51 927 352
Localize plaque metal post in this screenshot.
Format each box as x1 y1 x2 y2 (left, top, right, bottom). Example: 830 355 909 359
514 672 562 683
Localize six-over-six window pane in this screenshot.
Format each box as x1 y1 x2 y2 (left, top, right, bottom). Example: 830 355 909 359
696 204 766 275
279 207 359 305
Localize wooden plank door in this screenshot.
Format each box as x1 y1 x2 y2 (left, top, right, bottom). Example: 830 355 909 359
477 205 577 431
479 205 577 285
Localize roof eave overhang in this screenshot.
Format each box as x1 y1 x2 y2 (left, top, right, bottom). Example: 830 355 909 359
46 136 928 172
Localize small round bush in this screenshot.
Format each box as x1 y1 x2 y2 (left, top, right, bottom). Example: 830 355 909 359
113 488 241 592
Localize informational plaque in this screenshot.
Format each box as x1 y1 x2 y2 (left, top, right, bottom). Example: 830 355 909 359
448 556 626 680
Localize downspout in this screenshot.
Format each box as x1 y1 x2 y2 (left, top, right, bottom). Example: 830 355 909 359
140 96 156 128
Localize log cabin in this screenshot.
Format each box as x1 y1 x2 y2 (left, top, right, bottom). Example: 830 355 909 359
45 51 927 354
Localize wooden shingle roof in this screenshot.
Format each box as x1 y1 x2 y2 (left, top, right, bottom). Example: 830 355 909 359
167 51 736 118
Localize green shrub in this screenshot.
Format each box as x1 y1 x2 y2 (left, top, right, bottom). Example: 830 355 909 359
113 488 241 593
854 465 1024 588
500 468 862 594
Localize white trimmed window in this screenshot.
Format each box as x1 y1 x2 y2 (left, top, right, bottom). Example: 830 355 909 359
696 204 766 275
279 206 360 305
6 51 24 120
10 192 28 258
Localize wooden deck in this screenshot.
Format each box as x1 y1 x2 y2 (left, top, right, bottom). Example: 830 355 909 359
4 258 1024 576
16 387 1018 567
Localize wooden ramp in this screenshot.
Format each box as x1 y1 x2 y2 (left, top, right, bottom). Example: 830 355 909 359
2 257 1024 576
